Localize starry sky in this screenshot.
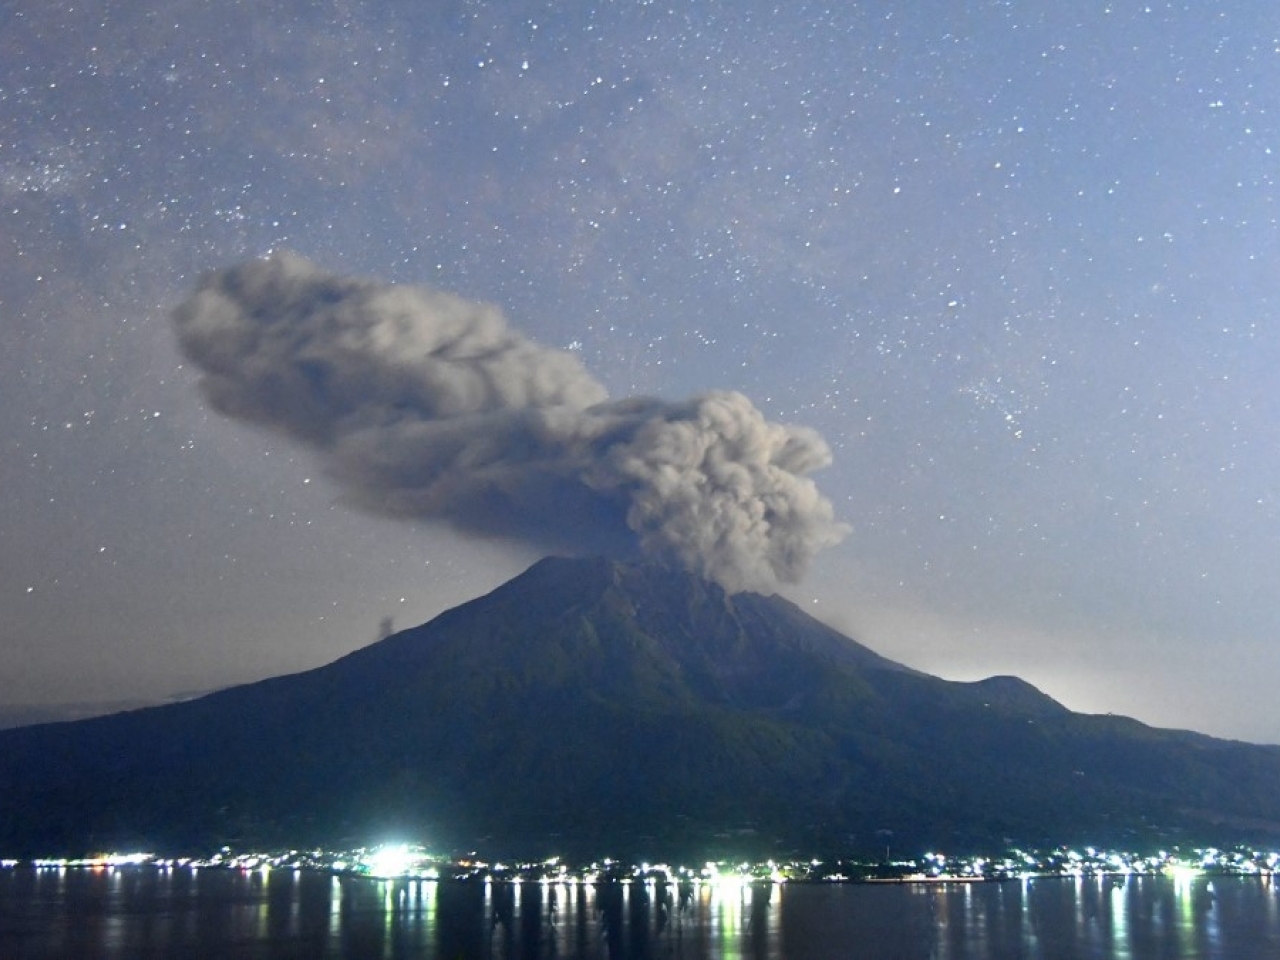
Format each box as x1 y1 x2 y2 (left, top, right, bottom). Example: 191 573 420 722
5 1 1280 742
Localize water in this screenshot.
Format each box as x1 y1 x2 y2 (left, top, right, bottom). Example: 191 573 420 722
3 866 1280 958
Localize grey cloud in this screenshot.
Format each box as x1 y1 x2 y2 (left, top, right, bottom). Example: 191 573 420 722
172 252 848 591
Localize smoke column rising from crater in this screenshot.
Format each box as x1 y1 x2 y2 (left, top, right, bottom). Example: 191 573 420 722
172 252 848 591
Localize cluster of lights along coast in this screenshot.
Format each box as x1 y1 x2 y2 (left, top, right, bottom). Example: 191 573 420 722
10 843 1280 886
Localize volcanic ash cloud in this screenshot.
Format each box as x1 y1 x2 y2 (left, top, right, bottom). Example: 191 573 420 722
172 252 848 592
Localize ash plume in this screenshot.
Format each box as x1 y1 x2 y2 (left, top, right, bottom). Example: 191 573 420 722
171 252 848 591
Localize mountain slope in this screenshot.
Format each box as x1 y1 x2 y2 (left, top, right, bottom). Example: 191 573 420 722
3 556 1280 859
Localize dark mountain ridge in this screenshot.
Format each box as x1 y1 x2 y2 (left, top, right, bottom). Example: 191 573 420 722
3 556 1279 860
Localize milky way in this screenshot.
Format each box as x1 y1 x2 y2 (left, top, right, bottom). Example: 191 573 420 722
4 2 1280 740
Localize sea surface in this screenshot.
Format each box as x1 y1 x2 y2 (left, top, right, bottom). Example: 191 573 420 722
3 865 1280 958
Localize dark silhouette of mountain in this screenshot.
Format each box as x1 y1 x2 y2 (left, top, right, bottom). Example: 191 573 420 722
3 556 1280 860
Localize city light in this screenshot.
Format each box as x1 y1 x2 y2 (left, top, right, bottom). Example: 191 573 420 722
5 843 1280 888
364 844 416 878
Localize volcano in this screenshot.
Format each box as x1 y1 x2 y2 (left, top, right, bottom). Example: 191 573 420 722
3 556 1280 859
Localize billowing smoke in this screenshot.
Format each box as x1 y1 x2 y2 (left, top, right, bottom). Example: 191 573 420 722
172 252 848 592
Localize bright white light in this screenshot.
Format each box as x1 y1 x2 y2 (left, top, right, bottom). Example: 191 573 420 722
365 844 415 878
710 872 750 893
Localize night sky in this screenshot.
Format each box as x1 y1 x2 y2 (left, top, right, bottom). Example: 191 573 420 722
6 2 1280 742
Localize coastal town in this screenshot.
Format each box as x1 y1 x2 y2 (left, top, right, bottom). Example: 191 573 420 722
9 843 1280 886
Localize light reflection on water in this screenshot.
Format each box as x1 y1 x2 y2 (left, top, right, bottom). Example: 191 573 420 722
3 867 1280 958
